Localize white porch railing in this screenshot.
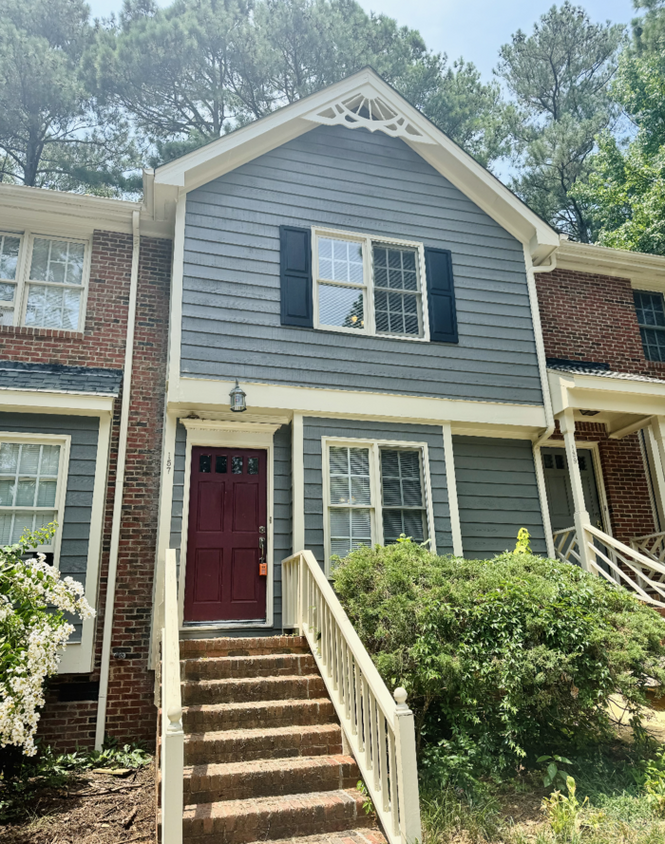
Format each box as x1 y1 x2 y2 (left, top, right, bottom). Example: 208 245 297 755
282 551 421 844
154 549 184 844
630 532 665 581
552 525 665 607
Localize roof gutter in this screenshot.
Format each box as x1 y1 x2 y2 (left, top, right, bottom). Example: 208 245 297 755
95 210 141 750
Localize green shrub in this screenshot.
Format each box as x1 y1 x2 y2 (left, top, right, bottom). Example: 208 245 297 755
332 540 665 781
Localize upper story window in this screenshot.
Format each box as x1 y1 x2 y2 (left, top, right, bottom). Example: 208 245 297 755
634 290 665 362
0 436 68 555
313 230 428 339
279 225 459 345
0 231 89 331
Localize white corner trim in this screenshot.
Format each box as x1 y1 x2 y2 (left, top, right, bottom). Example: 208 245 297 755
292 413 305 552
532 444 555 559
306 84 436 145
58 413 112 674
441 422 463 556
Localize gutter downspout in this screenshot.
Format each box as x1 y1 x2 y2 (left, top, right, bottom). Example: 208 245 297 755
524 245 559 558
95 210 141 750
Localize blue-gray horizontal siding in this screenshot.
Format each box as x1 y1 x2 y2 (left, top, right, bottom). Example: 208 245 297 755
170 421 291 631
0 412 101 642
452 435 546 558
303 417 452 565
181 124 543 406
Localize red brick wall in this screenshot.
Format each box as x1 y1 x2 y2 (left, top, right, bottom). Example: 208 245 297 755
549 422 656 544
537 270 659 546
20 231 173 752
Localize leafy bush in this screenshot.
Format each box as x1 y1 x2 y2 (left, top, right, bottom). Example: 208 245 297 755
332 539 665 781
0 527 93 756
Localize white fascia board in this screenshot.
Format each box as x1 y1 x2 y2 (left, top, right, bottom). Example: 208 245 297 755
557 241 665 290
549 369 665 417
153 69 559 260
0 389 115 416
169 376 547 432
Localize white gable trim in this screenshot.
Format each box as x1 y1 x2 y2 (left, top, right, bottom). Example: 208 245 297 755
148 68 559 263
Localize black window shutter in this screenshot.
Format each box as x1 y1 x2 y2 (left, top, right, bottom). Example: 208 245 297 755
280 225 313 328
424 247 458 344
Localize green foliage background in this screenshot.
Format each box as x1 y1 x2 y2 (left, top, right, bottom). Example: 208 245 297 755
332 540 665 784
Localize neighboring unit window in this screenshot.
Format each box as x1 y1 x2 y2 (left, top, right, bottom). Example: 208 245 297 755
0 233 21 326
326 441 430 565
0 441 63 549
314 230 425 339
634 290 665 362
25 238 86 331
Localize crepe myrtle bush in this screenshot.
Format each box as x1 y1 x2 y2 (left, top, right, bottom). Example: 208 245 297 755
332 537 665 782
0 526 93 758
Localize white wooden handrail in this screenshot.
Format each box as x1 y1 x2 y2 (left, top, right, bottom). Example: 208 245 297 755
552 525 665 608
282 551 421 844
159 549 184 844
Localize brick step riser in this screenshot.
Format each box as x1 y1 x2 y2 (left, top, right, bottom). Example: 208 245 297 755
182 653 317 681
180 636 308 660
185 727 344 766
183 700 337 733
182 792 373 844
183 676 327 706
184 758 360 805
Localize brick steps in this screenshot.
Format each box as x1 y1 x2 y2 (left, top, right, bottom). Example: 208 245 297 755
185 723 344 765
180 635 310 659
184 754 359 804
182 652 317 680
183 673 327 705
183 789 372 844
183 697 337 732
177 636 381 844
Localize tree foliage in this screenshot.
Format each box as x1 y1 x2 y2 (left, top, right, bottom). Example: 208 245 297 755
573 1 665 254
333 539 665 782
496 2 624 241
89 0 506 168
0 0 138 192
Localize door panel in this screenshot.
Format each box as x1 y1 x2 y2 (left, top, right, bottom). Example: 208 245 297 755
184 446 268 623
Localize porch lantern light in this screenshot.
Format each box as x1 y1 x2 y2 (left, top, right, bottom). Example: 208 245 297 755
229 379 247 413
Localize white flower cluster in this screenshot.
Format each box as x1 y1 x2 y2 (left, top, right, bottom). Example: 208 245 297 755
0 552 94 756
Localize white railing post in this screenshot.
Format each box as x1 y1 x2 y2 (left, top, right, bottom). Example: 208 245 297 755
393 688 422 844
160 549 183 844
559 410 592 572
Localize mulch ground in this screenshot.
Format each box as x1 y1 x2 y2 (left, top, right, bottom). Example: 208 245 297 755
0 763 156 844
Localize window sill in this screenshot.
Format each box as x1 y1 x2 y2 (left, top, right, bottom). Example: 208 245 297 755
0 324 85 340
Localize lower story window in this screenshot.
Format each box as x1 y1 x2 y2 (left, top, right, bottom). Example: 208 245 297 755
325 439 431 569
0 438 66 551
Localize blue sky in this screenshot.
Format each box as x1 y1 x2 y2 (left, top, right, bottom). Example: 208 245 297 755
86 0 636 79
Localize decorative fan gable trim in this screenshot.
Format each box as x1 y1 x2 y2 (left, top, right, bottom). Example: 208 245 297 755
306 88 436 144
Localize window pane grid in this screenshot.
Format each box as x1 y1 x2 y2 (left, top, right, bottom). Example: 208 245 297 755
328 446 373 559
30 238 85 286
380 448 427 544
0 234 20 282
0 442 60 545
373 245 422 337
634 290 665 362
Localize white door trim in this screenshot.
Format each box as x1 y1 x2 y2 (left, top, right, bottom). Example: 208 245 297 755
179 419 278 631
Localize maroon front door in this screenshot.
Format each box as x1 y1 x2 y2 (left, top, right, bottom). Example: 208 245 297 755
184 447 267 623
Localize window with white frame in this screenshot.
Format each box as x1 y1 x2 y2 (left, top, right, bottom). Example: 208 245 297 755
314 229 427 340
0 438 67 551
0 232 89 331
325 440 432 568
